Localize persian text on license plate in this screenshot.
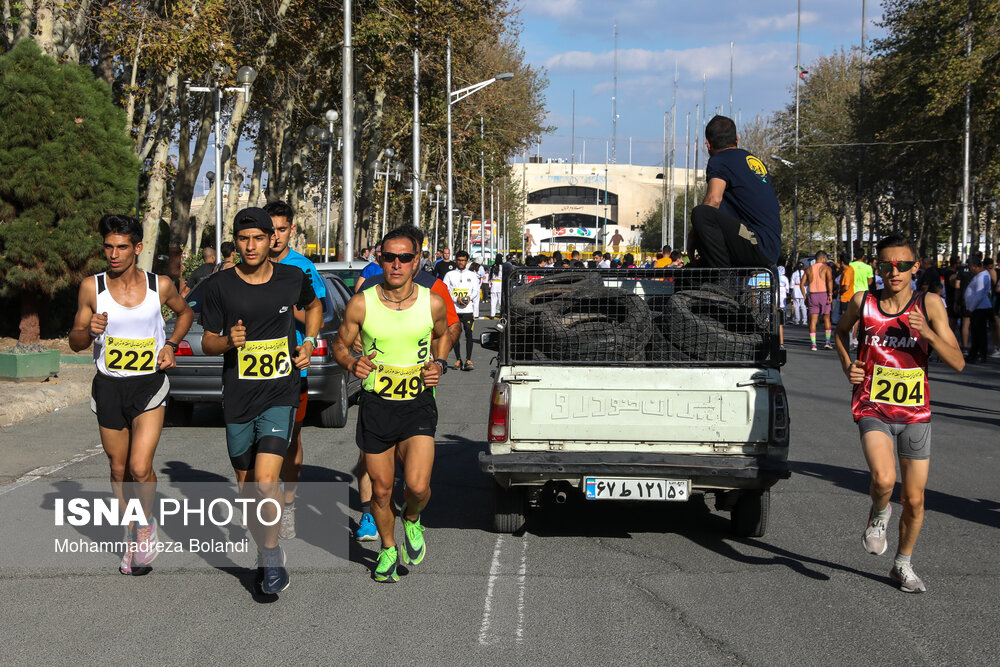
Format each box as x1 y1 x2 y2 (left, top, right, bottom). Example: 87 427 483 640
584 477 689 501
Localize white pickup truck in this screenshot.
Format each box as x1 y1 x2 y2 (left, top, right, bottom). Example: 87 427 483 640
480 267 790 536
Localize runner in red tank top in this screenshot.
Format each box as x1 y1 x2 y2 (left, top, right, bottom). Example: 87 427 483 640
851 289 931 423
835 234 964 594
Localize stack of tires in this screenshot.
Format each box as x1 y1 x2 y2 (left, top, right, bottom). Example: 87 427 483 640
507 272 768 364
659 283 768 362
508 272 652 362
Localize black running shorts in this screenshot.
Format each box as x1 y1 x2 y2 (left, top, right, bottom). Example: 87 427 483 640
355 389 437 454
91 372 170 431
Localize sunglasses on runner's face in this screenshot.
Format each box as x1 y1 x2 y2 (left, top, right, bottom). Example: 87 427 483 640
877 260 916 273
380 252 416 264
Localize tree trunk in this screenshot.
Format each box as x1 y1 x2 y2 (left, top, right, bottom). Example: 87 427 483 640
3 0 16 48
19 291 41 346
15 0 33 42
34 0 54 56
247 107 272 206
137 71 178 272
170 85 213 249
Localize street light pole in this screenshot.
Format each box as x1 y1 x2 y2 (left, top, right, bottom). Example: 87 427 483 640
446 48 514 252
432 184 443 255
342 0 354 261
446 39 453 251
324 109 339 262
211 89 222 257
413 48 421 229
480 116 485 260
793 0 801 265
187 66 256 259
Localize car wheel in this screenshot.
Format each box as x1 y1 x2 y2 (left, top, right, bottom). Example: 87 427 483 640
731 489 769 538
492 483 525 534
164 399 194 427
319 374 349 428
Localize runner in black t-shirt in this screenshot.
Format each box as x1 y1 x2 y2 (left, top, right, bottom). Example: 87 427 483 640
688 115 782 268
200 207 322 596
434 248 457 280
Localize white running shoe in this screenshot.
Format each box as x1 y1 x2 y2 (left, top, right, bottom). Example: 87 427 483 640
890 561 926 593
863 505 890 555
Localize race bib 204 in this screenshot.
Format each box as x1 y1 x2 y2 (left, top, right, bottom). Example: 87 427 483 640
104 336 156 374
870 365 925 407
238 337 291 381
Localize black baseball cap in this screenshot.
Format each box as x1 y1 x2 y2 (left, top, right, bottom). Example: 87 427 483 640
233 207 274 235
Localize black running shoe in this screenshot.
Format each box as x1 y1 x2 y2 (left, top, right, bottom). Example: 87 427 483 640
256 546 289 594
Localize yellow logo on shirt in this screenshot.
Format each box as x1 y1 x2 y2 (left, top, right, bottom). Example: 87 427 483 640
746 155 768 178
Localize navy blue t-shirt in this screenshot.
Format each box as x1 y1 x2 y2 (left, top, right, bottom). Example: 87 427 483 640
705 148 782 263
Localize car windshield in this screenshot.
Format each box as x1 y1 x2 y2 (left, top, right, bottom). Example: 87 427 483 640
326 269 363 289
185 281 207 314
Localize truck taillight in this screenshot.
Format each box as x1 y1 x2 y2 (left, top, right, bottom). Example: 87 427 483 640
770 384 789 446
311 338 329 357
488 383 510 443
176 341 194 356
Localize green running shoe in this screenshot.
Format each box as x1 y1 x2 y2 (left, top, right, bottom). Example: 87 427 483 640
374 546 399 583
400 502 426 566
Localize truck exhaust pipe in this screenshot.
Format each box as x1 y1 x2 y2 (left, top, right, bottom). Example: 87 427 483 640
554 490 568 504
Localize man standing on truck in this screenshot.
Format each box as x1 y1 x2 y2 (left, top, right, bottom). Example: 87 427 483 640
333 228 450 582
687 115 782 268
834 233 964 594
266 200 327 540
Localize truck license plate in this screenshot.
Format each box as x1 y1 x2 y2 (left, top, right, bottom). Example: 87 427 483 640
584 477 689 501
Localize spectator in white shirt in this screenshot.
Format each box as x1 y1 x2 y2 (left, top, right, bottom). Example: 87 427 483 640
443 251 480 370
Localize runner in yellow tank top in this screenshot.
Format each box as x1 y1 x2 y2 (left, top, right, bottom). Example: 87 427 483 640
333 229 450 583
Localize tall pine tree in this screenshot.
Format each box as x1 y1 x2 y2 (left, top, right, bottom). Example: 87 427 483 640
0 39 139 346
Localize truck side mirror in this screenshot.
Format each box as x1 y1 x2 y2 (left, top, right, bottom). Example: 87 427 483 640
480 331 500 351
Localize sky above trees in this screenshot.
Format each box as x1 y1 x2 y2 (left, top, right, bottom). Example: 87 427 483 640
518 0 886 166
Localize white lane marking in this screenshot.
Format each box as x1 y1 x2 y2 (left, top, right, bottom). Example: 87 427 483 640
0 447 103 497
515 536 528 644
478 534 504 646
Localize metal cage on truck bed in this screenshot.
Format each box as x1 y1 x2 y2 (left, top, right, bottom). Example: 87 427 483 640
500 267 781 367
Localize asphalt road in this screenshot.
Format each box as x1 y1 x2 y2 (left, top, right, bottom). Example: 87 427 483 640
0 322 997 665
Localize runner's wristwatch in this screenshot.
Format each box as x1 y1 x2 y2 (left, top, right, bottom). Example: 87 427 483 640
434 358 448 374
164 340 179 351
303 336 317 347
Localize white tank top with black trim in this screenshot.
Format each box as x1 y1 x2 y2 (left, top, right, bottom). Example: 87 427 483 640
92 271 165 377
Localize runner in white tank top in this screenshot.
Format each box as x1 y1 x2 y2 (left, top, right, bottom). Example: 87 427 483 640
92 270 166 376
68 214 193 575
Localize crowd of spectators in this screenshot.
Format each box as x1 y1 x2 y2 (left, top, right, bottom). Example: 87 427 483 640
779 249 1000 362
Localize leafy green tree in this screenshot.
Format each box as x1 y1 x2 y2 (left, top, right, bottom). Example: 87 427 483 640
0 39 139 346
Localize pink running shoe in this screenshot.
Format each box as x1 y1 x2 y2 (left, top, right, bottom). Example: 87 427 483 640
132 516 159 567
119 524 136 575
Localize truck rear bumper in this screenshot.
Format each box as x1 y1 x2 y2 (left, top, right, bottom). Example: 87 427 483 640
479 451 790 484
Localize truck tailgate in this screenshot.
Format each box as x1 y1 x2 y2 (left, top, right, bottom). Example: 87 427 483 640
504 365 772 444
